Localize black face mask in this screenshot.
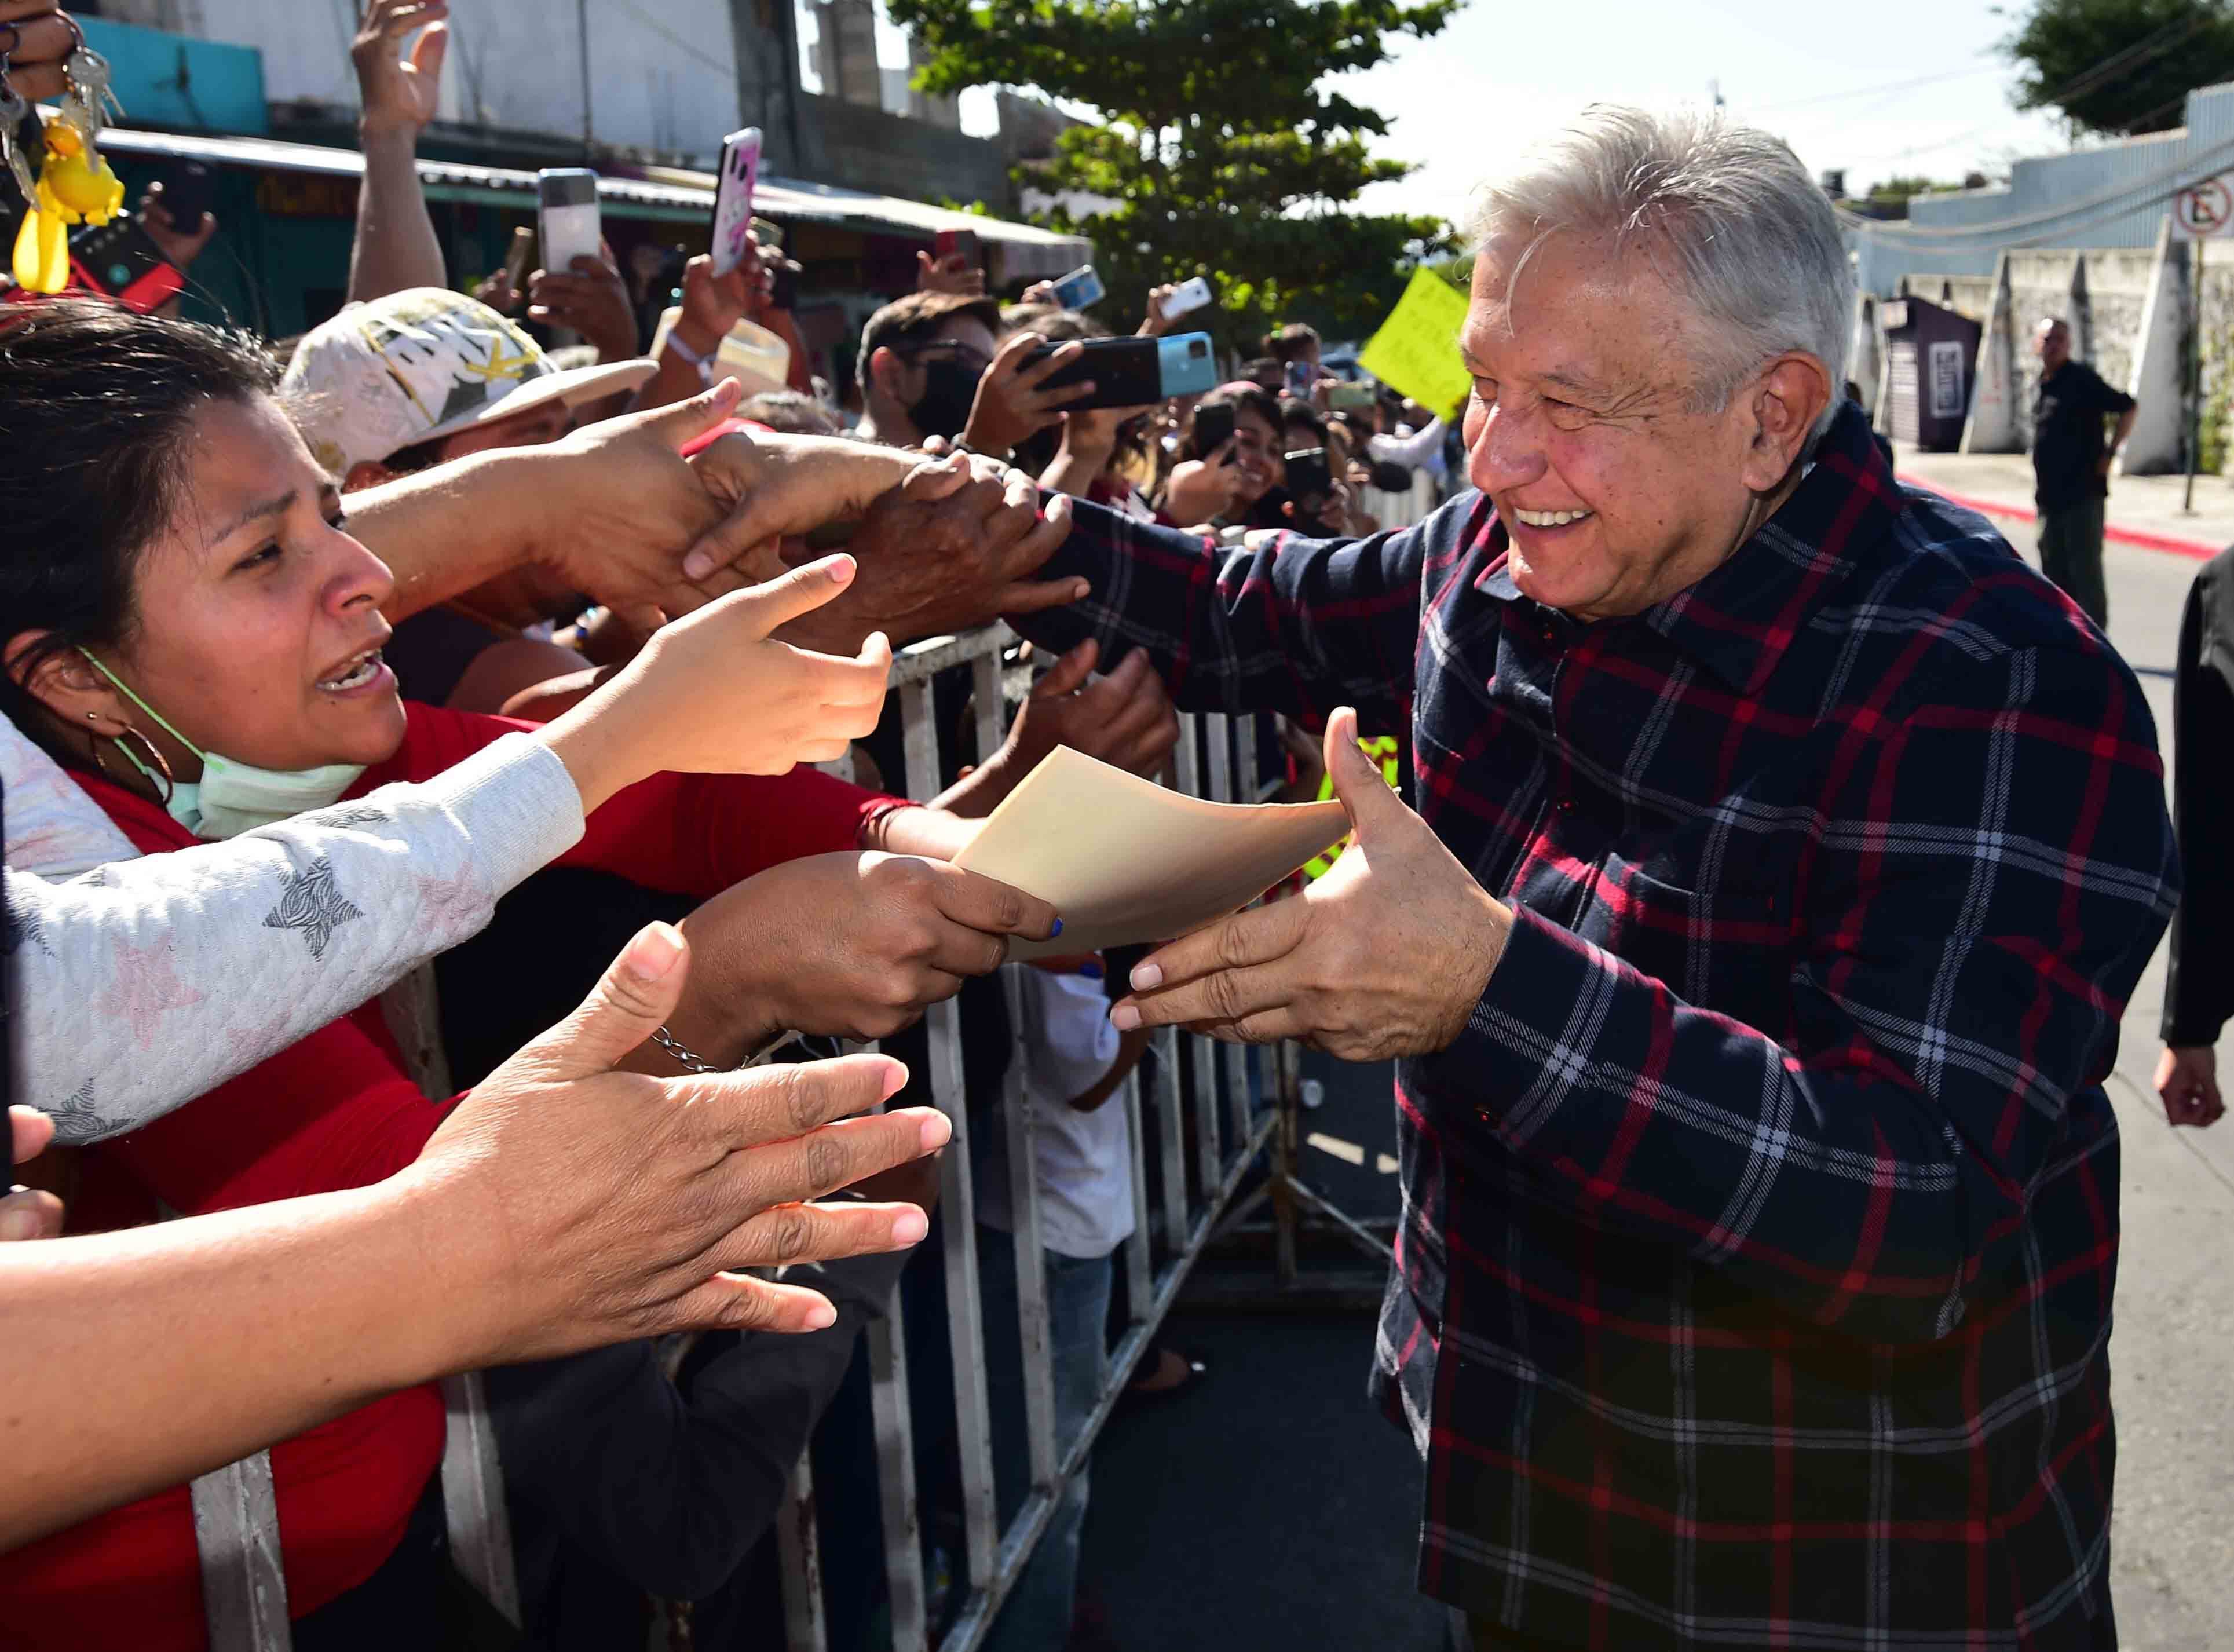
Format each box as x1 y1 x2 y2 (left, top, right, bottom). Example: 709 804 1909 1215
908 359 981 441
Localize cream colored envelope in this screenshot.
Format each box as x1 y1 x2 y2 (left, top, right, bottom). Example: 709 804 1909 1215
952 746 1350 960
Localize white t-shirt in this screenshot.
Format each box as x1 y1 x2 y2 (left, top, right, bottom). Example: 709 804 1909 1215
977 965 1136 1259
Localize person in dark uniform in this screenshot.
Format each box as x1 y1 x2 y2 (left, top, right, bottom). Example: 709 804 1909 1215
2030 316 2137 627
2158 543 2234 1128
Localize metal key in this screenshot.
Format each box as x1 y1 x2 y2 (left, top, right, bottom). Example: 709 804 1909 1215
0 72 36 206
63 45 122 131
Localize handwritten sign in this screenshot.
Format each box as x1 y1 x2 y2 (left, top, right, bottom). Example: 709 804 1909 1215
1358 266 1472 419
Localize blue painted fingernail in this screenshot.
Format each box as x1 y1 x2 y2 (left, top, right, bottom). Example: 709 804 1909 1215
1050 917 1063 937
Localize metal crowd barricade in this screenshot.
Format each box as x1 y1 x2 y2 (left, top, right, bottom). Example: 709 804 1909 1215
177 623 1295 1652
772 624 1295 1651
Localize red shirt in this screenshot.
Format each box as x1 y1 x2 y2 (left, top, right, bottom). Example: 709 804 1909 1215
1 704 902 1650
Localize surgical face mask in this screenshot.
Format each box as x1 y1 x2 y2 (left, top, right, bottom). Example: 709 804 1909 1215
77 649 366 839
907 357 982 442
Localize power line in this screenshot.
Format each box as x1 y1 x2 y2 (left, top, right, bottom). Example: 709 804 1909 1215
1749 57 1999 115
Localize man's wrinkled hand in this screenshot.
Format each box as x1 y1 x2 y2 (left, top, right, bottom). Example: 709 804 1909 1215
1110 707 1508 1061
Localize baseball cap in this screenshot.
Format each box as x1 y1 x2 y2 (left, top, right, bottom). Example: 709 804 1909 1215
282 287 657 477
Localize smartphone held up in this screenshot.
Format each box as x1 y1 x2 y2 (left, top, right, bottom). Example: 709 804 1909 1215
1024 331 1218 411
536 168 601 275
711 128 763 277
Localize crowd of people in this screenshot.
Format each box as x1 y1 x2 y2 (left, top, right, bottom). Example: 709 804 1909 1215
0 3 2218 1651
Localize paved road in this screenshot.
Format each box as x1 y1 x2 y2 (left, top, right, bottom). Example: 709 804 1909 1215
1083 520 2230 1652
1991 518 2232 1652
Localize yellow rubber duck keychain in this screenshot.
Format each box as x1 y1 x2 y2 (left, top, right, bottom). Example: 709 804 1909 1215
7 22 123 294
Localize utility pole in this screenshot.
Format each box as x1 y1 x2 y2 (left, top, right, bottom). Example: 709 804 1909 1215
576 0 593 155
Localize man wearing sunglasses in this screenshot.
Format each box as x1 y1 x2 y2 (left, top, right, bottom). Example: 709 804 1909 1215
854 290 1091 458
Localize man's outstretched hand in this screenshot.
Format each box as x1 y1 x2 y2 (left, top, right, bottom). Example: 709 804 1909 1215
1110 707 1509 1062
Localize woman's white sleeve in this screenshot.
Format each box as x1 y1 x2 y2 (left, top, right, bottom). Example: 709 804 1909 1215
8 734 584 1142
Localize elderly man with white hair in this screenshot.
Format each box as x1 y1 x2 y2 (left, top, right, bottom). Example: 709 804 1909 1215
792 105 2176 1649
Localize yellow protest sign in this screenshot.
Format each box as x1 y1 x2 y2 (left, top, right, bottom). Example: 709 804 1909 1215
1358 266 1472 419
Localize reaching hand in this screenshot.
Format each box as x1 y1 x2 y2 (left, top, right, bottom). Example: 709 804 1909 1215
571 554 891 781
1139 284 1179 337
917 249 986 297
2155 1044 2225 1127
1112 706 1508 1061
352 0 448 137
2 1106 63 1243
675 854 1063 1043
685 444 1084 649
678 250 766 346
529 244 642 366
963 331 1095 456
1001 638 1180 782
416 923 944 1353
137 182 217 271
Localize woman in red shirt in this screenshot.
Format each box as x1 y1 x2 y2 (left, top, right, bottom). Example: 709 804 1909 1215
0 302 1059 1647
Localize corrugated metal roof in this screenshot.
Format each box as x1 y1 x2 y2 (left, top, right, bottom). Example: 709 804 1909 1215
89 126 1091 271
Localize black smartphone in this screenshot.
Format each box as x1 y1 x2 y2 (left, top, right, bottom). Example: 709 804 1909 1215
1191 401 1235 459
68 218 185 313
1284 447 1332 499
156 160 215 230
1024 332 1217 411
769 256 799 311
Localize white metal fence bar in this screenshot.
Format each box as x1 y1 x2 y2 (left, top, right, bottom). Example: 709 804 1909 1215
189 1452 291 1652
867 1294 928 1652
776 1453 829 1651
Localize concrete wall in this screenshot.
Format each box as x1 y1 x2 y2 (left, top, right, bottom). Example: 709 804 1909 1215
787 93 1012 210
1852 81 2234 297
154 0 742 163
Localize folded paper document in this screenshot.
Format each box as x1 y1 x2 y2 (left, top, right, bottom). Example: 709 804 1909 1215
952 746 1350 960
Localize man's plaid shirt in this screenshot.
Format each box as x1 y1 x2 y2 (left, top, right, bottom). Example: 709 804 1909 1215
1018 404 2177 1650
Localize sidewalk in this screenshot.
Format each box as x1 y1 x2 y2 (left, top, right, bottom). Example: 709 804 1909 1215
1893 444 2234 560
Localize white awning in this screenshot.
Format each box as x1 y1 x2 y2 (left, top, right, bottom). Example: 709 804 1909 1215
93 127 1091 280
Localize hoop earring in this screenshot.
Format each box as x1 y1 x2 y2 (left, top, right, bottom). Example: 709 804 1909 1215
86 719 176 805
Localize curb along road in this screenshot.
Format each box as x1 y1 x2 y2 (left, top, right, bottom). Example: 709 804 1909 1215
1898 474 2218 562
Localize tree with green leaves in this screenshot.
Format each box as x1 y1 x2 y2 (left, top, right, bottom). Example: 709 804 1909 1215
885 0 1460 352
2003 0 2234 137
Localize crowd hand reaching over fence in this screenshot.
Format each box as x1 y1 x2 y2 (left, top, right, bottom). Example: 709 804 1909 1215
3 1108 63 1244
960 638 1180 803
685 443 1083 649
0 924 942 1552
1041 401 1153 500
962 331 1095 458
0 3 74 103
659 856 1063 1046
1113 707 1509 1062
917 248 986 298
528 240 642 367
535 554 890 813
352 0 445 134
1162 436 1244 527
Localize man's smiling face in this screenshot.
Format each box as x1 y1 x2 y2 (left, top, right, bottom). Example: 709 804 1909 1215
1459 230 1812 622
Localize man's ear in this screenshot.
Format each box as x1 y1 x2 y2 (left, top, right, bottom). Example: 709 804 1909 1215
867 345 913 405
2 631 120 731
1741 353 1834 491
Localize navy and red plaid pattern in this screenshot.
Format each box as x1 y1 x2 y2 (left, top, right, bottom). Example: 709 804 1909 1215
1018 403 2176 1650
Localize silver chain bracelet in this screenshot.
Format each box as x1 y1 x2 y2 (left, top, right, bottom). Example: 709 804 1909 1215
650 1024 723 1074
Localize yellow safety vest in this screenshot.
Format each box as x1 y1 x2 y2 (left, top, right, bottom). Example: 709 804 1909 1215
1301 735 1403 879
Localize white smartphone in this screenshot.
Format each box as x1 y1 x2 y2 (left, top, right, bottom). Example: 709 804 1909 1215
1161 276 1213 320
536 169 602 275
1051 263 1106 309
711 127 762 278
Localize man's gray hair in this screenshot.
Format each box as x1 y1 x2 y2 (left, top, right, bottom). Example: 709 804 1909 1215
1465 105 1855 448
